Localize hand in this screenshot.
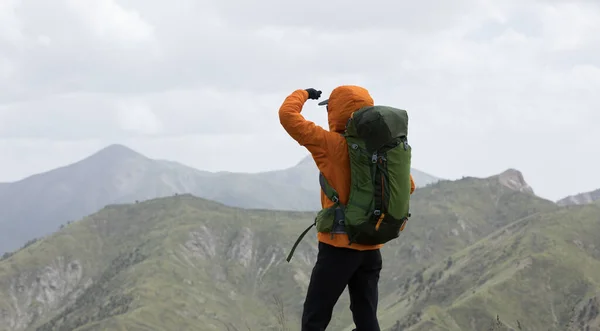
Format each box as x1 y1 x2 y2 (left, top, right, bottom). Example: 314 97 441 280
305 88 322 100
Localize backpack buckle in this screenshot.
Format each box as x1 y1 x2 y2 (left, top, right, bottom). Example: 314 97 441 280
373 210 381 216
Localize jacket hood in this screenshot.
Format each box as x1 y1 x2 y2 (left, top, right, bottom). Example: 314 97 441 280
327 85 374 133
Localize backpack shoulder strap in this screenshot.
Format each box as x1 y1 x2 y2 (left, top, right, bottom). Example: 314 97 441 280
319 172 341 205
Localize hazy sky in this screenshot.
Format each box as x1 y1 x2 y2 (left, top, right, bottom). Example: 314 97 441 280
0 0 598 201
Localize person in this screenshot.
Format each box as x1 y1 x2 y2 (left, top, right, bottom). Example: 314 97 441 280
278 85 416 331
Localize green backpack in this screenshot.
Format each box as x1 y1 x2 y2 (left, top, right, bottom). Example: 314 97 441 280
286 105 412 262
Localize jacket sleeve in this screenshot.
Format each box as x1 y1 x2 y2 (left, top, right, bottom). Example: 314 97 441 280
410 174 416 194
278 89 329 152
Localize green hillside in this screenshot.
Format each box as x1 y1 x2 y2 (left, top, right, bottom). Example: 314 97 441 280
2 170 598 331
377 202 600 331
0 196 315 331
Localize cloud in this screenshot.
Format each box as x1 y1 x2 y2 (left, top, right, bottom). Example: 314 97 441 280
115 99 163 135
209 0 486 32
0 0 24 46
0 0 599 201
64 0 155 44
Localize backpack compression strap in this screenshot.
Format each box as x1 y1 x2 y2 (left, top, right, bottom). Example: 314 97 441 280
319 172 340 204
285 173 343 263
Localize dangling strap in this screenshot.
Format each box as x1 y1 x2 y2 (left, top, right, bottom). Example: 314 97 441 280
286 173 345 263
286 219 315 263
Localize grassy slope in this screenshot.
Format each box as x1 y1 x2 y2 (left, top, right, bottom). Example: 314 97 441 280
0 196 316 331
376 177 557 296
0 175 578 331
377 202 600 331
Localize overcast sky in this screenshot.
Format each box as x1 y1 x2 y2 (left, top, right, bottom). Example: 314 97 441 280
0 0 598 202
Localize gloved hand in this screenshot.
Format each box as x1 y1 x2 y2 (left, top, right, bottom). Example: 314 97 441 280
305 88 322 100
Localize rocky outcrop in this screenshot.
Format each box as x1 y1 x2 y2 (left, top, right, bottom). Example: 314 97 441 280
557 188 600 206
182 225 218 260
496 169 534 195
0 257 89 331
227 228 255 268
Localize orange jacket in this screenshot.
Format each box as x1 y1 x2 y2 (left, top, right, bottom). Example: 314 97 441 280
279 85 416 251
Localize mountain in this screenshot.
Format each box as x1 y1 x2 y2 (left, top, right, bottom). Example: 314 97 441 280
3 169 592 331
0 144 440 255
377 201 600 331
409 168 441 189
558 188 600 207
0 144 214 256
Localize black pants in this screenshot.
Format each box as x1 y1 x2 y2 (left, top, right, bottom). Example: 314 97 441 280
301 242 382 331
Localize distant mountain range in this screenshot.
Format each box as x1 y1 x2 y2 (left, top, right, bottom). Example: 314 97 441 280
0 144 441 254
2 168 600 331
558 188 600 207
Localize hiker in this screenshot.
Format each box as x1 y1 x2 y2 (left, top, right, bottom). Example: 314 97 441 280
278 85 416 331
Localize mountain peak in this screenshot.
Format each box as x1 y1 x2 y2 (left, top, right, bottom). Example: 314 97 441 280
61 144 150 173
85 144 147 162
97 143 141 155
496 168 534 194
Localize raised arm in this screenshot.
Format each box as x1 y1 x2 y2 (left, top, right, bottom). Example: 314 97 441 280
278 89 329 151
